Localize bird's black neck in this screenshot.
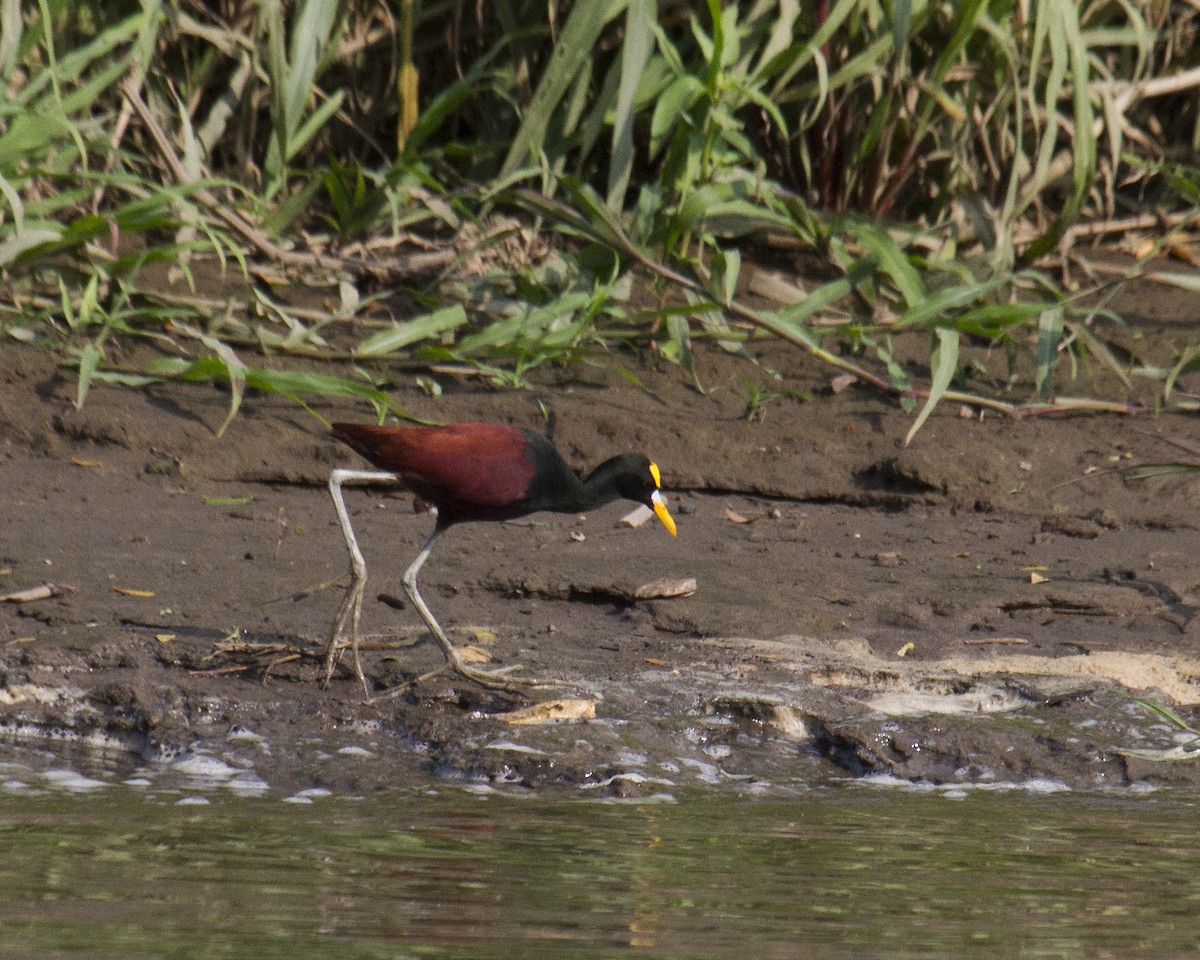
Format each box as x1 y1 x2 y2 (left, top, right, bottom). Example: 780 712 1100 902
522 453 636 514
575 455 642 509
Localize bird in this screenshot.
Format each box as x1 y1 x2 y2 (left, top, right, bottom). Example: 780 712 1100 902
324 421 677 693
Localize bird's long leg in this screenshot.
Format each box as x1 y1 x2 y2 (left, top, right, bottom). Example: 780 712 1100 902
398 526 560 693
325 467 398 693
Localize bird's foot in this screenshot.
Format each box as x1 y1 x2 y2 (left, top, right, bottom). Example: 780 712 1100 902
450 659 564 691
321 637 372 697
365 658 565 701
323 577 369 693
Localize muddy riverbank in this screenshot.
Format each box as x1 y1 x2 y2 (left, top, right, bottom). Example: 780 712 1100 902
2 273 1199 795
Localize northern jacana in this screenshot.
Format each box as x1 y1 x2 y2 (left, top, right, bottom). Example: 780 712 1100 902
325 421 677 692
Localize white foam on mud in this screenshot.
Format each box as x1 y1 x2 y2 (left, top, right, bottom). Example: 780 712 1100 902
859 774 1075 795
484 739 548 755
866 686 1026 716
284 787 332 803
0 683 72 706
170 754 241 782
596 791 677 804
581 772 675 790
40 769 108 792
225 773 270 797
226 727 270 752
336 745 376 758
679 758 722 783
0 722 129 754
462 783 504 796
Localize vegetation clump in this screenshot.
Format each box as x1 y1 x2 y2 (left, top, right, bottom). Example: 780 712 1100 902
2 0 1198 433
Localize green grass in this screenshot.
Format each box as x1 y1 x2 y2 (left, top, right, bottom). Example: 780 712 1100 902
2 0 1198 436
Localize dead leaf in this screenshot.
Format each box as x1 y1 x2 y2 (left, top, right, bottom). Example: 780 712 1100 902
569 531 586 542
155 634 176 643
1029 572 1050 585
113 586 156 598
71 458 105 469
724 506 751 524
895 641 915 657
963 637 1028 646
502 699 596 725
747 267 807 304
633 577 697 600
643 657 667 667
471 629 498 645
830 374 857 394
457 644 492 664
1166 239 1200 268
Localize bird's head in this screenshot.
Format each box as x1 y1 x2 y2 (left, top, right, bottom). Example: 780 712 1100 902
605 454 676 536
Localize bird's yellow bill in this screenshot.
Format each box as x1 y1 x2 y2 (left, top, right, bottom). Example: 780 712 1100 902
651 489 677 537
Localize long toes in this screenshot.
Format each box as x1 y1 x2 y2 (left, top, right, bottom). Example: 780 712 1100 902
364 663 564 702
454 663 564 690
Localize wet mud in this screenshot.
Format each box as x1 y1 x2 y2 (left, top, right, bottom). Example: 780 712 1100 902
2 271 1199 796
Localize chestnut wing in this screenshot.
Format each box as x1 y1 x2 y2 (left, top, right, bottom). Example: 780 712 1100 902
334 423 535 508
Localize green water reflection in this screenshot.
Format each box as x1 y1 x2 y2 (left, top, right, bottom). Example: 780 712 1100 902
1 787 1197 959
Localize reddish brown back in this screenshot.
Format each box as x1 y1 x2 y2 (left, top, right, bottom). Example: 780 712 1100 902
331 422 537 513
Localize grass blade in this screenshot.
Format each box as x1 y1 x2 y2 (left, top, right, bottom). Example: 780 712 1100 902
1034 306 1064 401
75 342 101 410
607 0 656 209
1164 344 1200 403
355 305 467 358
500 0 628 181
905 327 959 446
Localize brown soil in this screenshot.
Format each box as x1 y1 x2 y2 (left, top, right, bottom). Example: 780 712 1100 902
2 271 1199 797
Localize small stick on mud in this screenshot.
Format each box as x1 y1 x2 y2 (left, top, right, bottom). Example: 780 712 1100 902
0 583 61 603
189 664 252 677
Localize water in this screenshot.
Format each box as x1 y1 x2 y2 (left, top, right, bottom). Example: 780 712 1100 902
2 782 1198 959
